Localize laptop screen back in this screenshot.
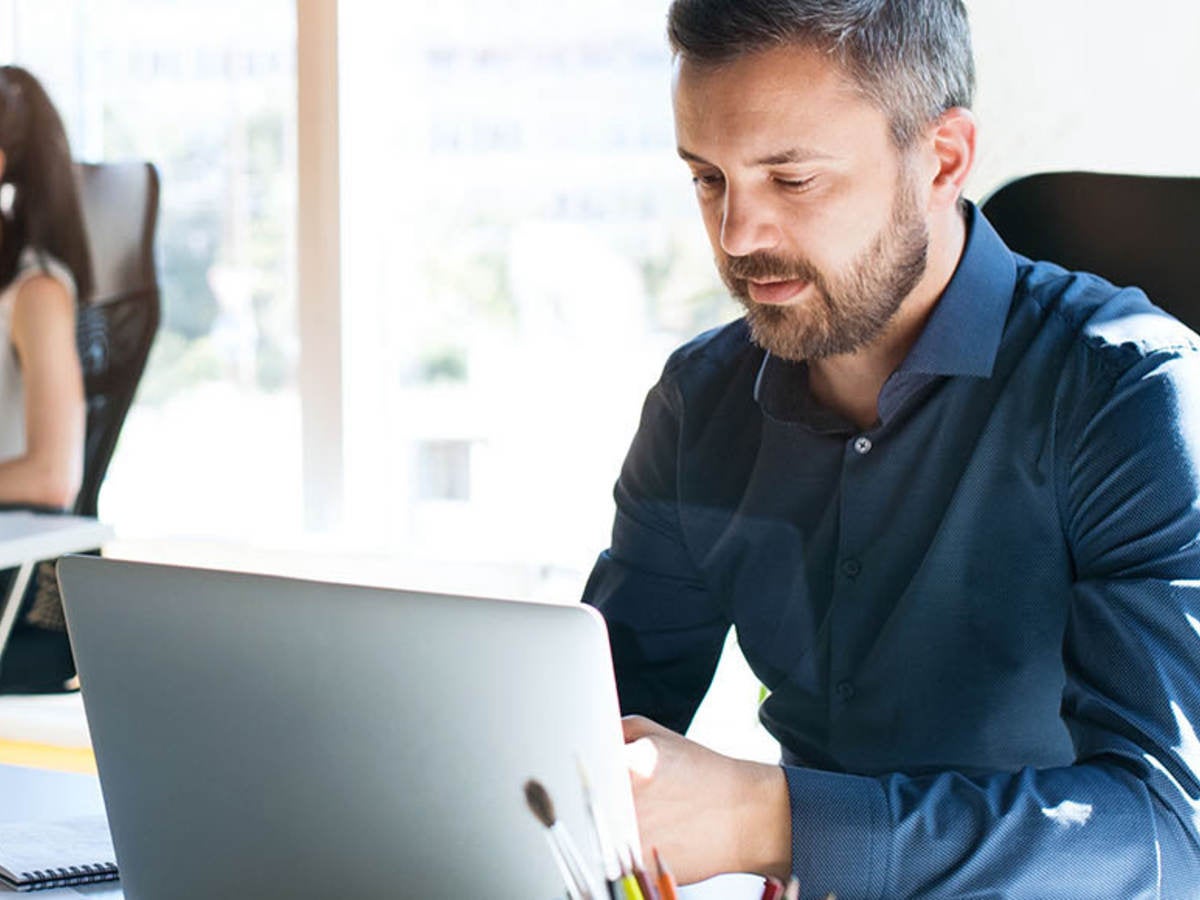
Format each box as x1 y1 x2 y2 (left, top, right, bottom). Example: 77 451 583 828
58 556 638 900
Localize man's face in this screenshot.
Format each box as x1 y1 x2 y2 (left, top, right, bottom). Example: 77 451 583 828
673 44 931 361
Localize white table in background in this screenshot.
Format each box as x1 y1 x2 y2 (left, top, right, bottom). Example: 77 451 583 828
0 512 113 666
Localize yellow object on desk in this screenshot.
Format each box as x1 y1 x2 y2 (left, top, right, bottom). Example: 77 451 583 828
619 871 646 899
0 738 96 774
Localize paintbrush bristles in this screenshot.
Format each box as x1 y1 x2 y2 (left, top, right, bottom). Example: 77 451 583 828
524 778 557 828
524 778 599 900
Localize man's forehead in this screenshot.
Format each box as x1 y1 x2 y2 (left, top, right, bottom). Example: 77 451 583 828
671 43 866 123
672 42 855 90
671 44 884 160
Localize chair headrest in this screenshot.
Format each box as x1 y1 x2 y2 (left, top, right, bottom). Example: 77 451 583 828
74 161 160 303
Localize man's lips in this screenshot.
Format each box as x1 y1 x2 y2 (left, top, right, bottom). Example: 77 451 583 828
746 278 809 306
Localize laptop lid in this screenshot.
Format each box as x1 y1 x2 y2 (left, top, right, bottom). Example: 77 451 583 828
57 556 638 899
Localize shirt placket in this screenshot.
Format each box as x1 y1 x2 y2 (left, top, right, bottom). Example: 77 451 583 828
827 427 878 717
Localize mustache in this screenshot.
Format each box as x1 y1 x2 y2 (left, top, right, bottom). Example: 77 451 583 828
721 251 821 284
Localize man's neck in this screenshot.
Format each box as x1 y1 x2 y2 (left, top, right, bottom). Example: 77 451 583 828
808 205 968 431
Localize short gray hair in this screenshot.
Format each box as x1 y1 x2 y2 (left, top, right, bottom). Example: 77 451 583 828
667 0 975 147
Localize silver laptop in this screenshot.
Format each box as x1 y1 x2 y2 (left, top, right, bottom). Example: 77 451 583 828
57 556 638 899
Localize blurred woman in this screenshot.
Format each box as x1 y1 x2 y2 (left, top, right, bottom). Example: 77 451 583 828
0 65 94 691
0 64 91 508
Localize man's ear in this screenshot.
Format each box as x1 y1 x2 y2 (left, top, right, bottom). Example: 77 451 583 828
925 107 976 212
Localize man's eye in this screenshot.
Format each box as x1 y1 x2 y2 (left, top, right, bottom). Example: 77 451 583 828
691 172 724 190
774 175 813 190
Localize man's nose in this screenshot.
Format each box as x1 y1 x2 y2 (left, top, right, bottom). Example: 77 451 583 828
720 187 781 257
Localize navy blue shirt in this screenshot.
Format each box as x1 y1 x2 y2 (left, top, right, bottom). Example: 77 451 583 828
583 205 1200 897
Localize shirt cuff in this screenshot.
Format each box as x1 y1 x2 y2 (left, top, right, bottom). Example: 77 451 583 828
783 765 889 900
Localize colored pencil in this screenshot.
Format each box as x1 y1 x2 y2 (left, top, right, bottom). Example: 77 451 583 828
617 844 646 900
631 855 658 900
652 847 678 900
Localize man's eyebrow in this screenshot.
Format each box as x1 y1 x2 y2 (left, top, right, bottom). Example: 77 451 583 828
752 147 834 165
677 147 713 166
676 146 835 166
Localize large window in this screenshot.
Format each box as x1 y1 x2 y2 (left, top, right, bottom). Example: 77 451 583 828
336 0 731 599
1 0 300 545
333 2 773 757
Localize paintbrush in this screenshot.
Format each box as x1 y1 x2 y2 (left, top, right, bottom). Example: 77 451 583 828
576 755 621 898
525 778 598 900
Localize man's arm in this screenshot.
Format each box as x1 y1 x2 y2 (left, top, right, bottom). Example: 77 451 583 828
583 373 732 734
625 342 1200 897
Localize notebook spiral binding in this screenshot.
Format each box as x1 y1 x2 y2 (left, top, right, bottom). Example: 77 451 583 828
16 861 119 892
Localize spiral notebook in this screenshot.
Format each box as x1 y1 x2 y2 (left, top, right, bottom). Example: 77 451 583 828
0 816 118 892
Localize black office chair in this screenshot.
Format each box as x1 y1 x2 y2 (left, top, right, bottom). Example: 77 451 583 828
0 161 160 692
72 160 161 518
980 171 1200 329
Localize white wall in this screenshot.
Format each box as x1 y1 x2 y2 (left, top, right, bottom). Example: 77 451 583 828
966 0 1200 200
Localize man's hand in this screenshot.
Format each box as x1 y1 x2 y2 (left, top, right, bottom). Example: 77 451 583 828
622 715 792 885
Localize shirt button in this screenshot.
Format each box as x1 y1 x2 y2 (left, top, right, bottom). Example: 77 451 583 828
841 557 862 578
835 681 856 701
852 435 873 455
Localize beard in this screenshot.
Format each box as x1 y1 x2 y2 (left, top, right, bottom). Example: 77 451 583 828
718 175 929 362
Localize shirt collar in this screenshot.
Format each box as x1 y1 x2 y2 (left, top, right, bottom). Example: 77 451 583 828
753 202 1018 425
895 201 1017 379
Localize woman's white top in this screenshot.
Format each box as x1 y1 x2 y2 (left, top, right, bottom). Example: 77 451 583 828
0 247 77 461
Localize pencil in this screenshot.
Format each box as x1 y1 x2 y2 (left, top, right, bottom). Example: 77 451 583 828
631 853 659 900
652 847 678 900
619 873 645 900
617 844 646 900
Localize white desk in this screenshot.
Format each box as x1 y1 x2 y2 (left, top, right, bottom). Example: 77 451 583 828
0 513 113 667
0 760 756 900
0 764 120 897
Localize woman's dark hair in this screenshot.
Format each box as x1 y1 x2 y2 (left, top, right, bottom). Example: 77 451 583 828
0 65 93 304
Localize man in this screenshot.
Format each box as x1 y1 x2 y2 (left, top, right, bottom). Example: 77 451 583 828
582 1 1200 896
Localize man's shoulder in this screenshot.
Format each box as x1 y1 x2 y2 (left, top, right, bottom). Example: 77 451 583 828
652 319 766 418
661 318 761 382
1015 257 1200 371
